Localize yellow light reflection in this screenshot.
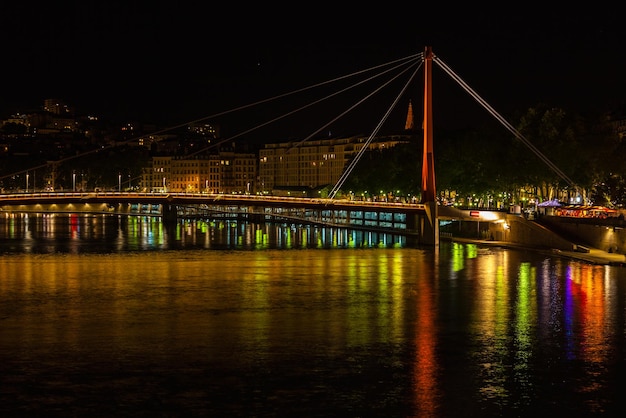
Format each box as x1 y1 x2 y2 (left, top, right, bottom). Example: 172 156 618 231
471 249 510 403
514 262 537 391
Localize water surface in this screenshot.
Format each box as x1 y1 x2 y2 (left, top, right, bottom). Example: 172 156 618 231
1 214 626 416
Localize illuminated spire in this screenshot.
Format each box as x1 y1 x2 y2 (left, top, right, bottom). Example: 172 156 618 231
404 99 414 130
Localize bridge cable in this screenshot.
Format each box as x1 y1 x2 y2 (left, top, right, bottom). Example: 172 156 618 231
283 54 423 154
328 61 423 200
0 54 421 183
185 54 423 158
433 56 577 189
177 53 422 127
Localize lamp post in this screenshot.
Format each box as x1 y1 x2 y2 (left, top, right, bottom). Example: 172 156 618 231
26 172 29 193
118 173 121 192
72 172 76 192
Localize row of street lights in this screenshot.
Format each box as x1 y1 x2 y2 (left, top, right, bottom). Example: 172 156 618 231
16 170 134 193
69 171 131 192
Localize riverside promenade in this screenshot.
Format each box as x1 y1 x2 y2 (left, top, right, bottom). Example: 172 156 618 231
552 246 626 266
449 236 626 266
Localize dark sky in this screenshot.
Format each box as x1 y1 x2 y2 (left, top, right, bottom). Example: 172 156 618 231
2 3 625 139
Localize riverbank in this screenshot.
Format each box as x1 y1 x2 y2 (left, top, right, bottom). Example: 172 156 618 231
550 246 626 266
448 237 626 266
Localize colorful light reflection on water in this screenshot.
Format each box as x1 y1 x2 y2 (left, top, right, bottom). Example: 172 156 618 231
1 214 626 416
0 213 409 253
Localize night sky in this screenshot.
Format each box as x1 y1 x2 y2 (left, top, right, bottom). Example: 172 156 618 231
2 3 624 140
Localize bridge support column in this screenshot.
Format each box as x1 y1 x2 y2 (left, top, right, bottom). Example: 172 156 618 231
162 203 178 224
420 201 439 246
249 207 264 223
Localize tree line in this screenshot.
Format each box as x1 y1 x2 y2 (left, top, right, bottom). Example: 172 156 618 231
341 104 626 208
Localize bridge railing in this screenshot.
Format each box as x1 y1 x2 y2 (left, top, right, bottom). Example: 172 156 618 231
0 191 426 210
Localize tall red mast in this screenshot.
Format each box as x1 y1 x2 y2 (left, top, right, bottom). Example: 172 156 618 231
421 46 436 204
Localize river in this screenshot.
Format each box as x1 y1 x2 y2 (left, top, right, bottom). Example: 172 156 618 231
1 213 626 417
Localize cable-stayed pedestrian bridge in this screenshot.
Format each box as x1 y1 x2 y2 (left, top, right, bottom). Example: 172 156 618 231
0 47 576 246
0 191 514 246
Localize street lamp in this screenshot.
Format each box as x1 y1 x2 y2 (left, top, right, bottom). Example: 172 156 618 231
26 172 29 193
118 173 121 192
72 172 76 192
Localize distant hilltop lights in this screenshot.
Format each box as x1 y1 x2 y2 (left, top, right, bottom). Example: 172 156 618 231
43 99 72 115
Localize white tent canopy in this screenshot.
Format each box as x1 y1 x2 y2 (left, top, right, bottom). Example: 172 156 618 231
537 199 562 207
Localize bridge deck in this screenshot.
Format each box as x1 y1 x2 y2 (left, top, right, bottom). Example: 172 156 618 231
0 192 428 213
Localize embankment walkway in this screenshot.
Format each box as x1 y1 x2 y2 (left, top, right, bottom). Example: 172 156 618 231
448 236 626 266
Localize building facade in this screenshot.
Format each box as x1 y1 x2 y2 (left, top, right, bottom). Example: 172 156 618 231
258 135 411 194
142 151 257 194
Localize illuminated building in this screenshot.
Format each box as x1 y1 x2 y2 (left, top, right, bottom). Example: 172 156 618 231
258 134 410 194
142 151 256 194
